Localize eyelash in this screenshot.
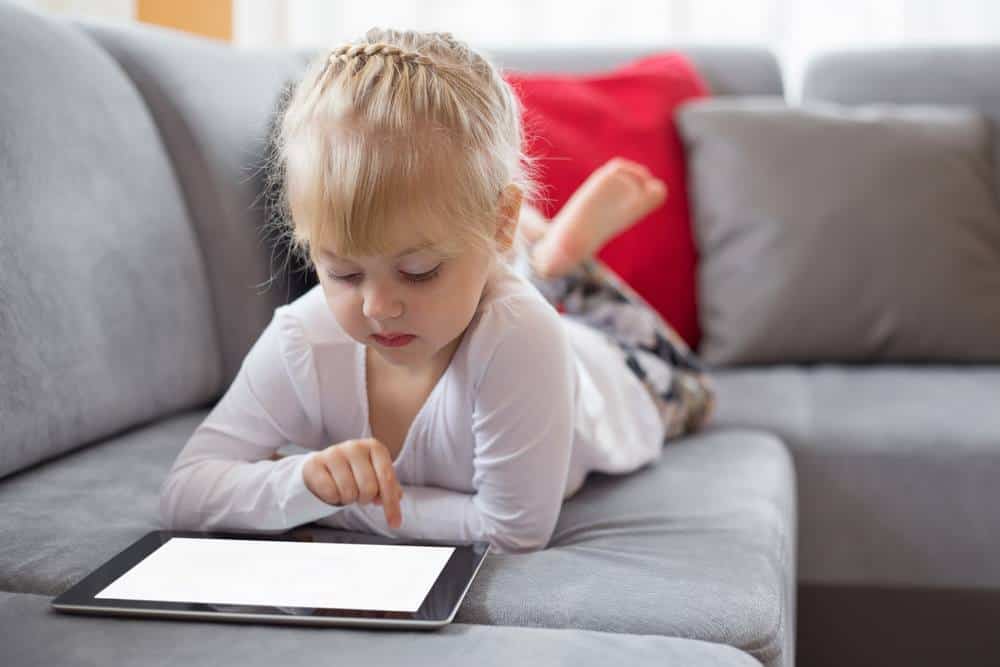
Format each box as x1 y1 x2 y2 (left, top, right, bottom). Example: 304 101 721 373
326 266 442 285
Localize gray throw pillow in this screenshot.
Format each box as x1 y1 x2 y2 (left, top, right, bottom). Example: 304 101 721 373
676 96 1000 365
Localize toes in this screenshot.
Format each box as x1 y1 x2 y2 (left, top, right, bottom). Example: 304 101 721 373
604 159 663 203
646 178 668 201
624 161 654 182
604 156 631 170
605 157 653 180
605 156 645 171
614 167 647 192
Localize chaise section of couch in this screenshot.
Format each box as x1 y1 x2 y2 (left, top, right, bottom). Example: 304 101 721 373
702 47 1000 665
0 3 795 666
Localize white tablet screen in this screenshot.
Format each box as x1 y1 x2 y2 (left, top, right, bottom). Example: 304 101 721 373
95 537 455 612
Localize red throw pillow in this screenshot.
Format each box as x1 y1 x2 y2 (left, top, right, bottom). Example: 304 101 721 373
503 52 710 349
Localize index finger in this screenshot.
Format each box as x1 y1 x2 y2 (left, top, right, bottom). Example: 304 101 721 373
368 445 403 528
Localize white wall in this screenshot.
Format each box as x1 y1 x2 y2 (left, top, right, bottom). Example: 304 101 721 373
13 0 134 19
233 0 1000 99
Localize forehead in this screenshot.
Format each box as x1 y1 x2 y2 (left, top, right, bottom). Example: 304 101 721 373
318 206 471 261
319 239 440 261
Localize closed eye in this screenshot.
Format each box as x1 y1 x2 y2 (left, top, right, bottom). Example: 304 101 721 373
326 265 442 285
401 267 442 283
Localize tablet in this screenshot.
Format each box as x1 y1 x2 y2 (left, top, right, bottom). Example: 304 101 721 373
51 527 490 629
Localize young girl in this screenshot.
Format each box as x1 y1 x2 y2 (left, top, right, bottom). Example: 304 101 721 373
159 28 714 555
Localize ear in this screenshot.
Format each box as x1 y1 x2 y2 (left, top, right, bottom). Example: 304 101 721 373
494 184 523 254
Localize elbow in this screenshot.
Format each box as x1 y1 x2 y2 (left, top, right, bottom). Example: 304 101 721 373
481 520 556 555
157 468 288 536
471 497 560 555
485 531 551 555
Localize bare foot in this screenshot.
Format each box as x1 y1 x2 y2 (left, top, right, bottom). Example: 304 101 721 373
530 157 667 278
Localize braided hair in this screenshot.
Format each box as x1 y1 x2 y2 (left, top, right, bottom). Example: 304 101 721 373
264 28 543 277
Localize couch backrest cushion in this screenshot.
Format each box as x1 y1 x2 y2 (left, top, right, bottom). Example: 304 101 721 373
802 46 1000 198
0 3 221 479
677 97 1000 365
482 46 783 97
79 20 313 387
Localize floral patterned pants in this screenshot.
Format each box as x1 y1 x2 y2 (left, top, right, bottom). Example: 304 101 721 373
510 235 716 442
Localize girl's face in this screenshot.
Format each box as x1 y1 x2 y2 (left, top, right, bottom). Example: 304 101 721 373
315 222 504 376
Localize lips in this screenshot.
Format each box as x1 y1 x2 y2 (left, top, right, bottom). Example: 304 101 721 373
372 333 416 348
373 333 412 340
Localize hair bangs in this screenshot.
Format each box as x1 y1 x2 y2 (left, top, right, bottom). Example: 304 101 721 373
291 124 501 261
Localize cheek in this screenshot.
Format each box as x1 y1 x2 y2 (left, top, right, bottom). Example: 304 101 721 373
442 275 487 320
321 287 357 324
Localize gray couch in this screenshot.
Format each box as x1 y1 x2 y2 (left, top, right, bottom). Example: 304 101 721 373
0 2 995 665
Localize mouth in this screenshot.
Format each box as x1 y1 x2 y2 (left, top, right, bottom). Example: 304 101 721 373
372 333 416 347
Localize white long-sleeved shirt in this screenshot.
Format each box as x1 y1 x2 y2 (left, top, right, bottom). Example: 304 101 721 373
159 260 666 554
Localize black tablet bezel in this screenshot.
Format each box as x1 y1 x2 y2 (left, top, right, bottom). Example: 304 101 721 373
51 528 490 628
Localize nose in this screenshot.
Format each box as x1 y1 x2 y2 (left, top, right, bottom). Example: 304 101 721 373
361 278 403 322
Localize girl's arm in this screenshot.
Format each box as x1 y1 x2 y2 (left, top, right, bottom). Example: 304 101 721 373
160 310 344 533
314 484 483 544
315 302 577 554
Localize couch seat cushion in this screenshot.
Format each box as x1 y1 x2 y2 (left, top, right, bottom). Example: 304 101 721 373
2 591 763 667
0 2 221 480
709 365 1000 590
0 412 795 667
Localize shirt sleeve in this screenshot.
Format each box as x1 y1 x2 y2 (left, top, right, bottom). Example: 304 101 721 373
316 299 577 554
159 308 346 534
313 484 484 545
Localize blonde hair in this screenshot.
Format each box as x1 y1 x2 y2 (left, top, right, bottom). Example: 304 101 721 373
266 28 543 270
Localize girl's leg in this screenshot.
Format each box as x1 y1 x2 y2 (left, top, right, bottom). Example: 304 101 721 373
528 157 667 280
511 188 715 439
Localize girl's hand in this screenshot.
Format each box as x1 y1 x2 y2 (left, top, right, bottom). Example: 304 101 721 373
302 439 404 528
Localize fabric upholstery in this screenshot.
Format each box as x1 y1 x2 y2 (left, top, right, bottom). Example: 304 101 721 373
0 412 796 667
0 3 220 480
76 18 313 387
483 46 784 97
676 96 1000 365
802 45 1000 197
793 45 1000 592
709 365 1000 590
3 591 763 667
503 52 711 349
